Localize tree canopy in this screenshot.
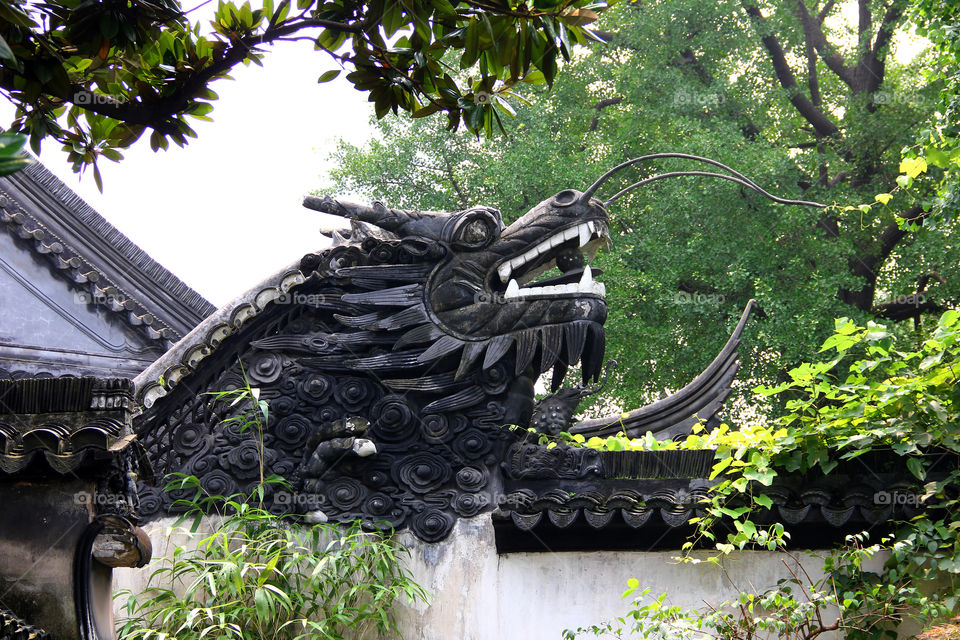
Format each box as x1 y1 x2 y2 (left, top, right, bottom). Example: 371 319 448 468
0 0 610 187
327 0 960 413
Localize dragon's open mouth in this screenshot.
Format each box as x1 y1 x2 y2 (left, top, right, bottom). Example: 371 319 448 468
494 219 610 299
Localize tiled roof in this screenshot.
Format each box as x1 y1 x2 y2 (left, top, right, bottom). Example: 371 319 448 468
0 160 215 344
0 608 49 640
0 377 143 476
493 447 949 552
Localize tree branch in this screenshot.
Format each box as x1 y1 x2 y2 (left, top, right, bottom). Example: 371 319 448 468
840 205 929 311
587 97 623 133
442 156 469 209
796 0 855 88
816 0 836 23
63 16 360 132
741 2 842 139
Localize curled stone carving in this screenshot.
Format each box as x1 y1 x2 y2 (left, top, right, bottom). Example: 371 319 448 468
137 487 163 518
273 414 312 449
422 414 452 444
172 422 207 455
327 477 367 510
315 406 341 425
219 440 264 479
334 377 379 414
363 465 392 489
370 395 418 444
269 394 298 416
452 428 492 461
453 492 489 518
480 362 511 395
248 352 284 384
297 373 334 406
455 466 488 492
411 508 455 542
362 492 395 518
395 453 452 494
219 421 248 445
202 470 239 497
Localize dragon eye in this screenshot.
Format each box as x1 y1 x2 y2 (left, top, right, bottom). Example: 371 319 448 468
461 219 489 244
554 189 578 206
449 209 500 249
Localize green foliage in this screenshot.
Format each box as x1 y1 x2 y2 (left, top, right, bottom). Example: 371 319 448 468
565 309 960 639
327 1 959 415
909 0 960 221
0 0 612 186
117 481 427 640
116 378 427 640
0 132 32 176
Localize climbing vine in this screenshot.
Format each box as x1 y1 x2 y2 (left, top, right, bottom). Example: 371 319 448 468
565 309 960 639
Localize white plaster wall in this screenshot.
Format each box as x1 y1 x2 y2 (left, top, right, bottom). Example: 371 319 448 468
115 515 887 640
392 517 856 640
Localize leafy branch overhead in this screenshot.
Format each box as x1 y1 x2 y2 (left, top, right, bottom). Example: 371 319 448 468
0 0 609 186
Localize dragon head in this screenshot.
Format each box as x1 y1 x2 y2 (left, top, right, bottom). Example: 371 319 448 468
300 188 610 428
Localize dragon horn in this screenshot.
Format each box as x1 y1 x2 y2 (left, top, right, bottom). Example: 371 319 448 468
581 153 825 208
580 153 733 202
303 195 419 233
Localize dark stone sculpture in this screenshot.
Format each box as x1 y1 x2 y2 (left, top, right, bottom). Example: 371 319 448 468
136 186 612 541
135 154 820 542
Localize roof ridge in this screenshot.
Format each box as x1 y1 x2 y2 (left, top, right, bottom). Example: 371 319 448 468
0 185 179 343
20 161 215 319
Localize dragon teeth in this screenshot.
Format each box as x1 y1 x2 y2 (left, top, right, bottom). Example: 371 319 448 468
579 267 593 289
500 221 607 299
502 274 603 300
579 224 591 247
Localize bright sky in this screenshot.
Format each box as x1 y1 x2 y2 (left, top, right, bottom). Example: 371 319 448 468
3 40 375 307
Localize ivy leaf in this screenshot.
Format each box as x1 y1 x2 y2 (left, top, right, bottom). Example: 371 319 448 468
907 456 926 481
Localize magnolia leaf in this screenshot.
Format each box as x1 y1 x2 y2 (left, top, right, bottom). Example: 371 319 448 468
317 69 340 83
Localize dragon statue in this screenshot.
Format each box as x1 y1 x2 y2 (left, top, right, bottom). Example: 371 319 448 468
133 154 823 541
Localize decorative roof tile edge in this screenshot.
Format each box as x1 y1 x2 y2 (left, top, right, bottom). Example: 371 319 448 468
17 163 215 320
0 190 178 344
493 476 931 533
0 376 142 476
0 159 217 343
0 607 51 640
133 264 307 408
0 377 134 413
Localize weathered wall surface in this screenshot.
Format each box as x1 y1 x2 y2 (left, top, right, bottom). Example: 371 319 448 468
393 517 847 640
115 514 888 640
